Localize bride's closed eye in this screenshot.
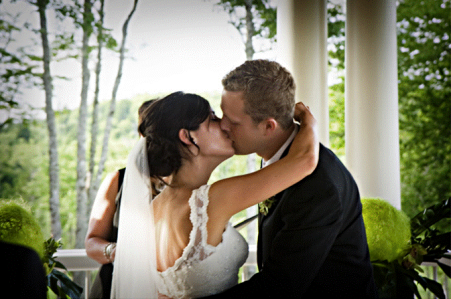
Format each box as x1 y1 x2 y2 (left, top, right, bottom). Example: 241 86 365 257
210 112 220 122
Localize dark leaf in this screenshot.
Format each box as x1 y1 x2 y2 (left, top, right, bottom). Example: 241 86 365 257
372 262 397 298
51 269 83 299
397 264 426 287
53 260 67 270
419 232 451 258
396 268 421 298
47 271 63 297
410 198 450 238
422 277 446 299
436 261 451 278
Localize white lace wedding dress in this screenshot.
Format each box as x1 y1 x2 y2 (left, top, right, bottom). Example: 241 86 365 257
157 184 249 298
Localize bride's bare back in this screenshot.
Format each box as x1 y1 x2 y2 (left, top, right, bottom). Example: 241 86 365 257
152 189 192 272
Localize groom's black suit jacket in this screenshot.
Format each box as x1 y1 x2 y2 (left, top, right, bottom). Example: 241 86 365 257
206 144 378 298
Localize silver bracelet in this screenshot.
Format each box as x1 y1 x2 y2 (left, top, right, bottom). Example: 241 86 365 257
103 242 116 263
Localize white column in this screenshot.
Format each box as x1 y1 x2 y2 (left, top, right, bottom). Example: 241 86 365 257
345 0 401 209
277 0 329 145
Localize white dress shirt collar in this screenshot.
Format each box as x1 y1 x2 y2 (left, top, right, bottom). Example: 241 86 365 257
261 125 299 168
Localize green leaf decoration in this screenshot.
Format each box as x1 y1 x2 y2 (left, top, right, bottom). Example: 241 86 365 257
43 237 83 298
410 198 450 238
361 198 411 262
49 269 83 299
259 196 276 216
366 197 450 298
0 200 45 259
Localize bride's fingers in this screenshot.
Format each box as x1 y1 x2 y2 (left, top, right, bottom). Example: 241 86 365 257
294 102 317 132
294 102 311 122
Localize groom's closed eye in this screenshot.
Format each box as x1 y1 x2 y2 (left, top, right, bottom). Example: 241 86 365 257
229 119 240 126
223 115 235 124
220 115 239 132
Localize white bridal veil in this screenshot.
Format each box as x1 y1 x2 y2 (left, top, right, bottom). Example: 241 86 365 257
111 137 158 298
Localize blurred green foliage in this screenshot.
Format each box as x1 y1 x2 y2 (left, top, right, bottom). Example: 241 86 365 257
0 199 45 260
362 198 411 263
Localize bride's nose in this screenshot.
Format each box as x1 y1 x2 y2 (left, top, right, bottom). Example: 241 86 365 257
220 118 230 132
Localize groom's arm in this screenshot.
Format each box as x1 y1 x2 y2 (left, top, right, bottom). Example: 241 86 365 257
203 176 343 298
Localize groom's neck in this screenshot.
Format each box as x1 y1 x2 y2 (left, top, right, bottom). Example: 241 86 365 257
257 123 296 161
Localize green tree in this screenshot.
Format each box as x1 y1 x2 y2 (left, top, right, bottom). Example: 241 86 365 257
88 0 139 221
213 0 276 58
87 0 106 214
75 0 94 251
0 8 40 129
326 1 345 159
1 0 91 241
36 0 65 240
328 82 345 160
397 0 451 218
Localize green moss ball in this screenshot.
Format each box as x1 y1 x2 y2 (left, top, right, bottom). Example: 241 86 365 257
0 200 45 260
361 198 411 262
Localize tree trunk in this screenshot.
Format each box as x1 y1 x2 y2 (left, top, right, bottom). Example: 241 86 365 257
244 0 255 60
37 0 62 240
93 0 139 198
87 0 105 212
75 0 93 250
73 0 94 292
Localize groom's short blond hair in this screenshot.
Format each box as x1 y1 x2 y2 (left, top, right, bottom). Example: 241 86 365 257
222 59 296 130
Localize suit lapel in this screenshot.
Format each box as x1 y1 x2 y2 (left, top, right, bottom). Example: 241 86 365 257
257 136 294 269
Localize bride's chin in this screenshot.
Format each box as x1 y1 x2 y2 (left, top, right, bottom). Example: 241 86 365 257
227 147 235 158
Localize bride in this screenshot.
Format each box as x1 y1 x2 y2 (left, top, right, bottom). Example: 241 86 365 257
111 91 318 298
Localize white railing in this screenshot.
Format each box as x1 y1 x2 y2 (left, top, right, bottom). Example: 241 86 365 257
55 248 449 299
54 246 257 299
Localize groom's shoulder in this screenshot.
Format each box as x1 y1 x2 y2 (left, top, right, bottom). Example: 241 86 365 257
285 144 333 191
318 143 347 169
316 144 358 190
290 143 348 188
319 143 338 159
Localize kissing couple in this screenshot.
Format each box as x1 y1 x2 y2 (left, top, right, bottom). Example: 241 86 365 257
88 59 378 298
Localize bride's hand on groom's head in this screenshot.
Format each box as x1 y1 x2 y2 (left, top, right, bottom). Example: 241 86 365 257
289 102 319 169
294 102 315 127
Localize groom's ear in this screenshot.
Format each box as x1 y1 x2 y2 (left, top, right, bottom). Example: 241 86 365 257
262 118 278 136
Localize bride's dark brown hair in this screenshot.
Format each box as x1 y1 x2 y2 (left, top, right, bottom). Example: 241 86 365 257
138 91 211 181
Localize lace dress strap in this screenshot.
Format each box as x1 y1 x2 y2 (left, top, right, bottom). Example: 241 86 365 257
187 184 216 260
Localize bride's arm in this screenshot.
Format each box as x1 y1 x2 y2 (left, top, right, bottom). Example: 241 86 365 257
209 102 319 220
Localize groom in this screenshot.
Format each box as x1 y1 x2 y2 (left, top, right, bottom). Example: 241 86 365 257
208 60 377 298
